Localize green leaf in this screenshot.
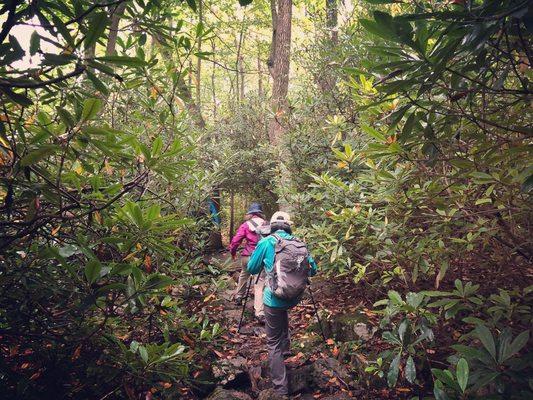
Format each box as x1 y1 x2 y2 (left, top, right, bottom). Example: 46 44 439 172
96 56 148 67
475 325 496 360
186 0 197 12
360 18 396 42
86 70 109 96
470 172 495 184
433 381 450 400
151 136 163 157
521 174 533 193
20 145 59 166
30 32 40 56
362 125 386 142
85 12 109 49
508 330 529 358
143 274 174 290
456 358 469 393
139 345 149 363
387 352 401 387
57 107 76 127
43 53 75 66
365 0 400 3
405 355 416 384
85 259 102 284
388 290 403 304
81 98 103 121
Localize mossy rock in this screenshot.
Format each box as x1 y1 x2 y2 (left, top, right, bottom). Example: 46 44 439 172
324 311 376 342
206 387 252 400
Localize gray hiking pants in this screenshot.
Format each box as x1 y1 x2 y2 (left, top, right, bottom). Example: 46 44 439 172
264 305 291 395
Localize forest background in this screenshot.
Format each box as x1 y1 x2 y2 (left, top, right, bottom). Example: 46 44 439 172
0 0 531 399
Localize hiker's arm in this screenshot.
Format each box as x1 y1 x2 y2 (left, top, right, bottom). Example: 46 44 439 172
247 239 267 275
229 223 247 256
308 255 318 277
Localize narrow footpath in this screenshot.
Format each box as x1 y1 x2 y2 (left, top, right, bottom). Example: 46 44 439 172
180 252 407 400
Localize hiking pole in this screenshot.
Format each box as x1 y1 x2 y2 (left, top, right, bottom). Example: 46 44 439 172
237 272 262 333
308 285 327 342
237 276 253 333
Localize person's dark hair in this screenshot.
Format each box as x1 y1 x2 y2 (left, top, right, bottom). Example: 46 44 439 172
270 221 292 234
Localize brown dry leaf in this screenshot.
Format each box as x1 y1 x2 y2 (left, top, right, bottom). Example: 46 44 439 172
144 254 152 273
213 349 225 358
328 376 339 385
332 346 340 357
21 362 31 369
94 211 102 224
30 371 42 380
9 346 19 356
182 334 195 347
160 382 172 389
396 387 411 393
71 345 82 361
51 225 61 236
203 293 215 303
285 352 304 364
326 338 335 345
104 160 113 175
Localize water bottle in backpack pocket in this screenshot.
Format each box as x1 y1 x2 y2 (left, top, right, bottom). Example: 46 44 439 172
267 235 310 300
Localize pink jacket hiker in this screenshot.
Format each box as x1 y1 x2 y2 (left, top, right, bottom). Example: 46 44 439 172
229 217 266 257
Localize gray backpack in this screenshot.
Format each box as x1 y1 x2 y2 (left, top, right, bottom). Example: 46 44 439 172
247 217 271 238
267 234 310 301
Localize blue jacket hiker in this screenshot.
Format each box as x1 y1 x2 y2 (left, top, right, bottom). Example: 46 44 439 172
247 211 318 397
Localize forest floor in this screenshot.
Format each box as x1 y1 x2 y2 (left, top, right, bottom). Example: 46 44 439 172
178 251 411 400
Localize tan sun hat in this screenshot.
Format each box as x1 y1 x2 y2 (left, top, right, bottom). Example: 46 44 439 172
270 211 293 226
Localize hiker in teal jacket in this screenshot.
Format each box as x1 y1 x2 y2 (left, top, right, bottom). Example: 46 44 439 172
247 211 317 397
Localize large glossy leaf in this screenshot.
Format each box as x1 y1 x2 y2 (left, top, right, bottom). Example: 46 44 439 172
30 32 40 56
20 145 59 166
456 358 469 393
86 71 109 96
405 355 416 384
387 352 401 387
85 12 109 49
507 330 530 360
81 98 103 121
96 56 147 67
475 325 496 360
85 259 102 284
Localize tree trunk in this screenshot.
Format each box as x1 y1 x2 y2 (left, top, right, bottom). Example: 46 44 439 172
195 0 203 110
317 0 338 93
268 0 292 146
211 40 217 119
326 0 338 44
258 49 263 98
105 2 127 56
229 191 235 239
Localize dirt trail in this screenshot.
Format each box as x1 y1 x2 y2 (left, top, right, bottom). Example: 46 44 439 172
193 252 381 399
